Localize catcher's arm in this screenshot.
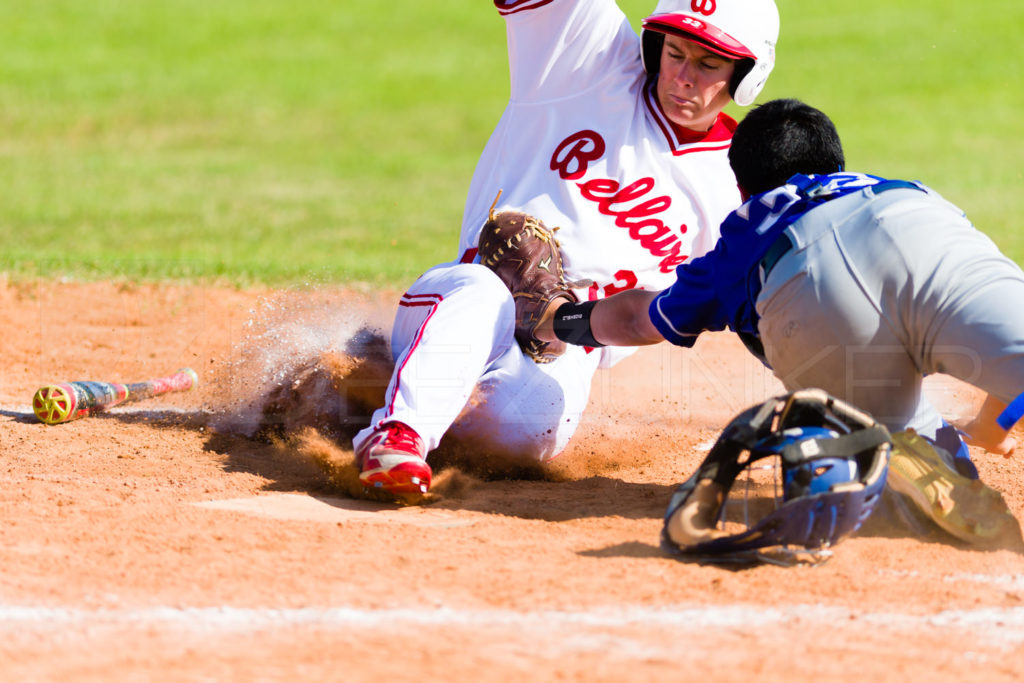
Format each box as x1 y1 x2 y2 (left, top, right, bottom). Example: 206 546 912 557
957 394 1016 456
536 289 663 347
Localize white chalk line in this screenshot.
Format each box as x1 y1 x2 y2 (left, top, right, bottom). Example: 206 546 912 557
1 603 1023 645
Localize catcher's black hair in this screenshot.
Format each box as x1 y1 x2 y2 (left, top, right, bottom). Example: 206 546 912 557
728 98 846 197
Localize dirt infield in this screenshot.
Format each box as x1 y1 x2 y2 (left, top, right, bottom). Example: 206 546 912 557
2 280 1023 681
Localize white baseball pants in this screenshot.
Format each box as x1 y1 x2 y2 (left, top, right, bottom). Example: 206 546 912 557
353 262 603 461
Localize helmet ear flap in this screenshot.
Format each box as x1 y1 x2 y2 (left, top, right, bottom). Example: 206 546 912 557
641 30 665 75
729 58 755 102
730 55 773 106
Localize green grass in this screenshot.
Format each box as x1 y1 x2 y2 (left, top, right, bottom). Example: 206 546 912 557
1 0 1021 286
759 0 1024 257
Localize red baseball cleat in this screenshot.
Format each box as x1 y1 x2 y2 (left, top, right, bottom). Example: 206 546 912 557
356 421 432 495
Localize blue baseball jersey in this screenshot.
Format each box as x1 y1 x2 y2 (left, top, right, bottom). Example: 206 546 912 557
648 172 898 356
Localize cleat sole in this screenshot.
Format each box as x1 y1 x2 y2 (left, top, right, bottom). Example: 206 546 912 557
888 430 1022 544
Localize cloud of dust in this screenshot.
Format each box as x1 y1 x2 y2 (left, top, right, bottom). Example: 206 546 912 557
206 290 393 443
199 288 689 502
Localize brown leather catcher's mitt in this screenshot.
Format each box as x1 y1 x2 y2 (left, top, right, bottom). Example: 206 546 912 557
478 194 589 363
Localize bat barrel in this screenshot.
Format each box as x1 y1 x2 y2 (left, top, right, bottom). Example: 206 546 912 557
32 368 198 425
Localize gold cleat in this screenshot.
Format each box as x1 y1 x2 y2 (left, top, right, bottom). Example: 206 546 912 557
887 430 1023 546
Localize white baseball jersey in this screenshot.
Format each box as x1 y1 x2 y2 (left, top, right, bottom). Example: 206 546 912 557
354 0 745 461
463 0 741 307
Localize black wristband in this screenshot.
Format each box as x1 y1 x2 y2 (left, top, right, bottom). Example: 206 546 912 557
552 299 605 348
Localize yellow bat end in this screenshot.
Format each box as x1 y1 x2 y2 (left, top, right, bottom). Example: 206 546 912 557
32 384 76 425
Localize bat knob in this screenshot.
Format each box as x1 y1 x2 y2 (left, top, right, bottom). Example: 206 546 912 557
32 384 77 425
177 368 199 390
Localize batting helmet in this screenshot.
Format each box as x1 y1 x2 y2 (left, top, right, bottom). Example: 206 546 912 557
641 0 780 106
662 389 891 565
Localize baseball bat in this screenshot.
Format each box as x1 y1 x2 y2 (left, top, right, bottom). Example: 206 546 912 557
32 368 199 425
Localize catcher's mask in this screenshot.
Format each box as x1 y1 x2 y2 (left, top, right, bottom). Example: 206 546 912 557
662 389 891 565
641 0 779 107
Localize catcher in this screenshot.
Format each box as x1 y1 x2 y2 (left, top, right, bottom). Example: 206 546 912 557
533 98 1024 545
353 0 782 496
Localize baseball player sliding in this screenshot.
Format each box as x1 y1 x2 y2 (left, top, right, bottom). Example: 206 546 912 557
352 0 781 495
535 98 1024 543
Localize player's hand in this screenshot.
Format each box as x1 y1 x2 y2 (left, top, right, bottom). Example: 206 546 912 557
534 298 573 344
955 395 1017 457
958 418 1016 457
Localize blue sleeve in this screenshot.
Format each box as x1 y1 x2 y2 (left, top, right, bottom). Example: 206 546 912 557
648 248 731 347
645 194 788 348
645 175 893 350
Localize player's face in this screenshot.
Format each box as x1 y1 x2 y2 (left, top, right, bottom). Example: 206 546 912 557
656 35 736 132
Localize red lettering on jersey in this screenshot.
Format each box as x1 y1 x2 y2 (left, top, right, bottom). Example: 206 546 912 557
604 269 639 296
577 176 689 272
550 130 606 181
583 271 643 353
588 271 642 298
691 0 716 16
659 250 689 271
551 130 692 273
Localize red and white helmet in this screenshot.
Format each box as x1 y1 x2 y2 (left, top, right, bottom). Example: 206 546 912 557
641 0 780 106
